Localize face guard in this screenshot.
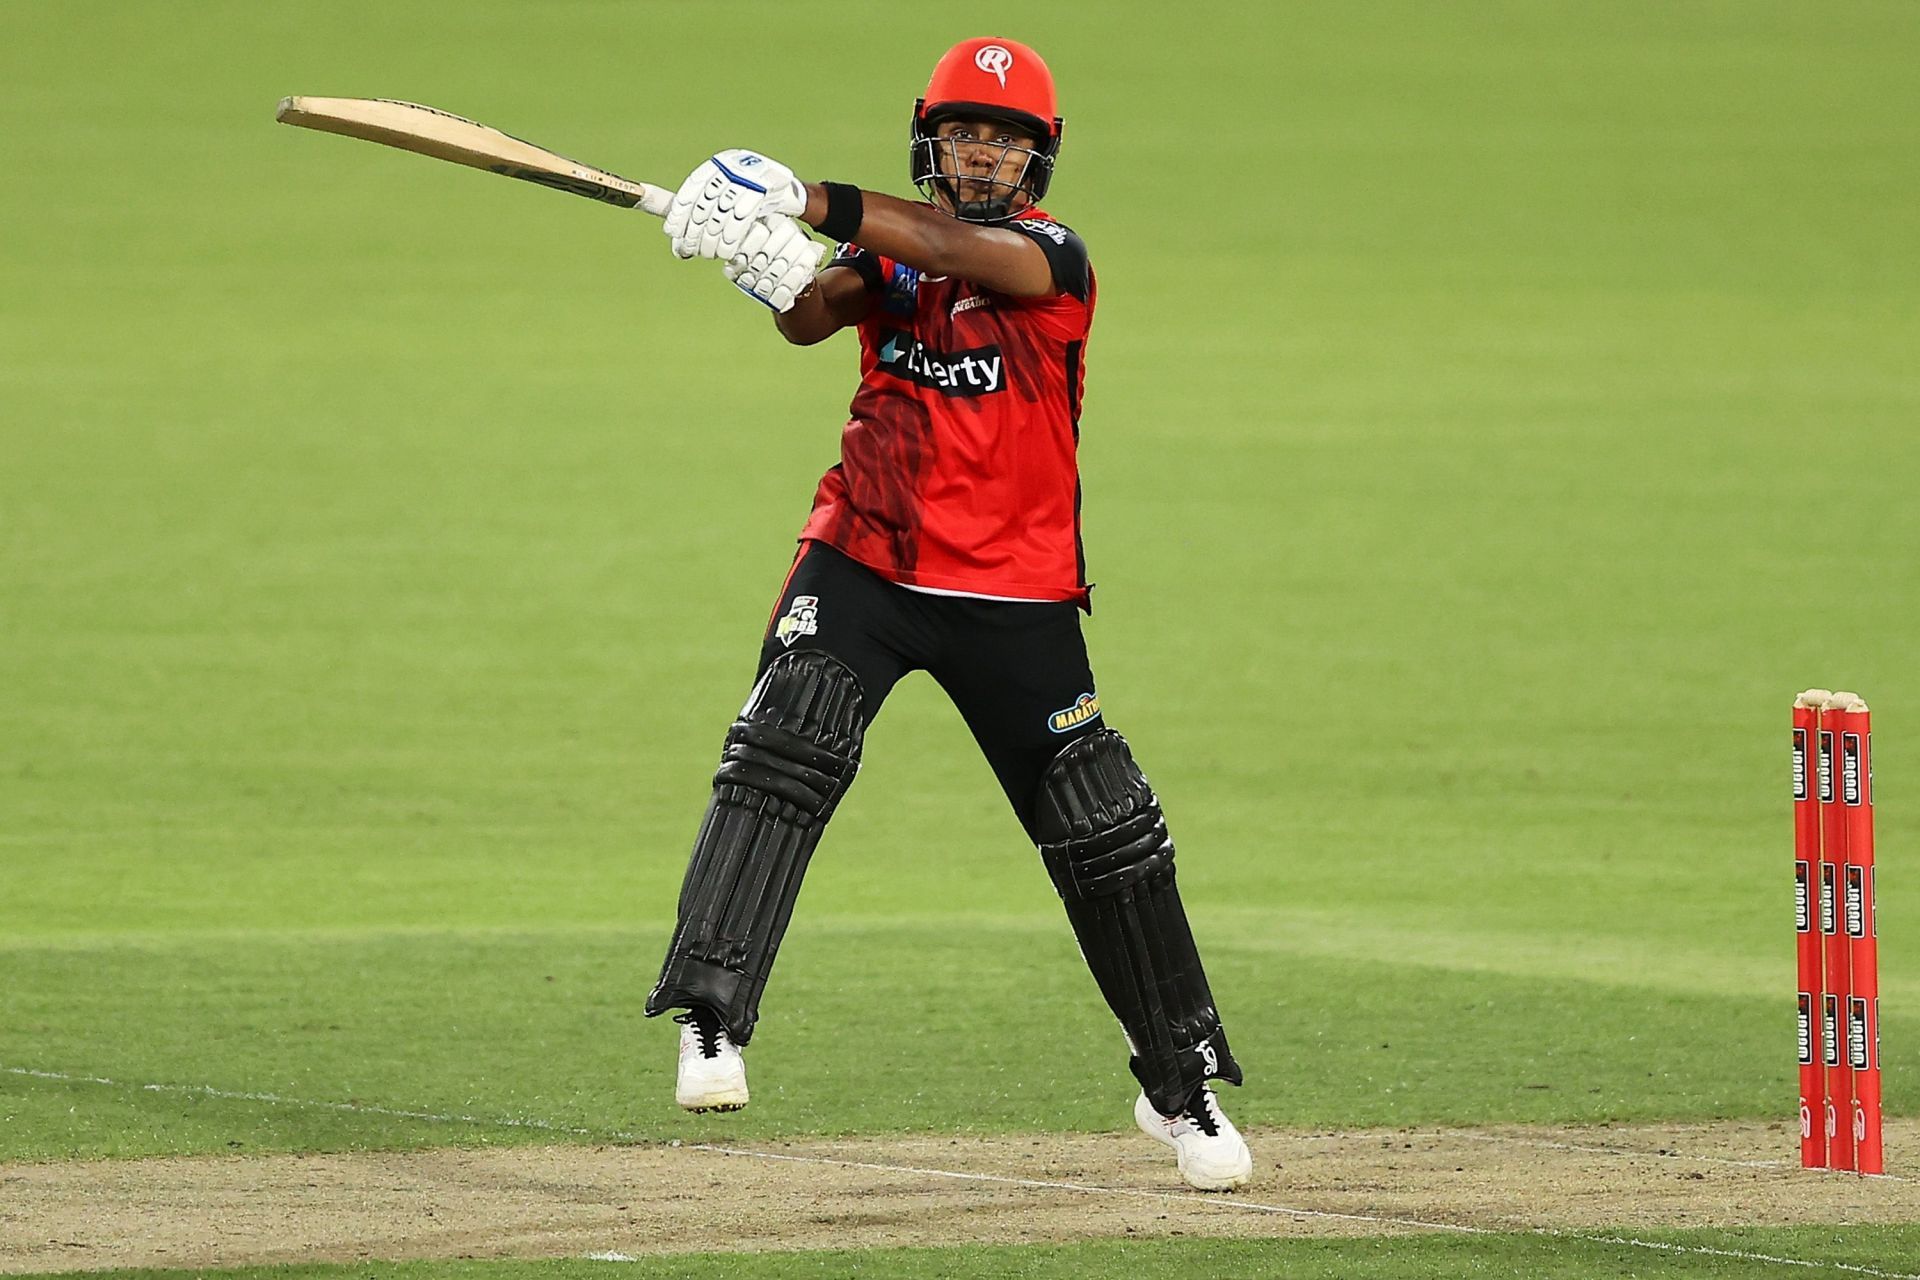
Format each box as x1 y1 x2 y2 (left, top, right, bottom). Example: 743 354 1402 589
910 38 1064 224
910 115 1055 223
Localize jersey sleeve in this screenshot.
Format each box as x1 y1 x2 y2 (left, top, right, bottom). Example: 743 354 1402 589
1006 218 1091 302
827 241 886 293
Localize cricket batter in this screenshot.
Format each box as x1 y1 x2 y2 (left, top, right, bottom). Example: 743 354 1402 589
646 36 1251 1190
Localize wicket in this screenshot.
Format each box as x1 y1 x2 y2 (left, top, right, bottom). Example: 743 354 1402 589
1793 689 1881 1173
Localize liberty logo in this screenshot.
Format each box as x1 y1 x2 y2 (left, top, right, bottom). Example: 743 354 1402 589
874 330 1005 396
974 44 1014 87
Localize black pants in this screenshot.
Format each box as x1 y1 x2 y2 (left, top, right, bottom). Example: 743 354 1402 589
759 541 1101 839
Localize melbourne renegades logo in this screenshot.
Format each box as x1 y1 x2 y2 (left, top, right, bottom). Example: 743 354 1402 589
1792 727 1809 800
1795 861 1812 933
1842 733 1864 806
974 44 1014 87
1798 992 1814 1065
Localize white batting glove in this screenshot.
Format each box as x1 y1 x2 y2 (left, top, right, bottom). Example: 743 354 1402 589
722 216 828 312
664 149 808 262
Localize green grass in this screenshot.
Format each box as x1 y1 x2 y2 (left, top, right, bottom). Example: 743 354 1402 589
20 1229 1920 1280
15 919 1907 1159
2 0 1917 1272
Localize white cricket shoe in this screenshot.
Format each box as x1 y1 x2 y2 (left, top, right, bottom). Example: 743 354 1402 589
1135 1086 1253 1191
674 1008 748 1112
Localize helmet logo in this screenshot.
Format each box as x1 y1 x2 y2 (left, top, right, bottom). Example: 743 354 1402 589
974 44 1014 87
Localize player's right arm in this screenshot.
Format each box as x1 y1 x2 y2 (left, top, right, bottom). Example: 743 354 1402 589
773 265 871 346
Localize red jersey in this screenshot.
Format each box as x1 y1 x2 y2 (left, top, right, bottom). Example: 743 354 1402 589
798 207 1095 607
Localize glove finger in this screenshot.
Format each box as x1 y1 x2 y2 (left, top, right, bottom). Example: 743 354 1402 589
770 283 796 312
662 193 694 240
698 215 731 260
735 221 773 265
718 198 763 254
734 277 777 309
759 217 799 258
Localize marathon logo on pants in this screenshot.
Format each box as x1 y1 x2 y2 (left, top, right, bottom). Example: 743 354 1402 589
875 331 1005 397
1047 692 1102 734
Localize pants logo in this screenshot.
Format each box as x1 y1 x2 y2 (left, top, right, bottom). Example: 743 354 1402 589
775 595 820 648
1047 692 1101 734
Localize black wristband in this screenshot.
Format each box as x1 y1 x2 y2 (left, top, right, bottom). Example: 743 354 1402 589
816 182 864 243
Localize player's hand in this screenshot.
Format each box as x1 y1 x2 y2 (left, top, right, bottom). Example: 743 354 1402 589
664 149 807 261
722 216 827 312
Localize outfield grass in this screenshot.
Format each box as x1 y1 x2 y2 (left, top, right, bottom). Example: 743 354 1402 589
20 1229 1920 1280
2 0 1917 1274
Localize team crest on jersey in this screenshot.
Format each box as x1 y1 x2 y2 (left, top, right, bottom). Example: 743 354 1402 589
1047 692 1101 734
775 595 820 647
885 262 921 316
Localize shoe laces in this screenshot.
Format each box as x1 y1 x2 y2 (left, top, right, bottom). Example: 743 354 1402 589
1183 1087 1222 1137
673 1008 726 1059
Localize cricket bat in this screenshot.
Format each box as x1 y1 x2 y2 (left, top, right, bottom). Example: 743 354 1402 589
274 96 675 217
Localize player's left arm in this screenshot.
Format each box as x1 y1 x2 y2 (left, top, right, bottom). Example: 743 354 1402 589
662 151 1086 299
799 185 1078 299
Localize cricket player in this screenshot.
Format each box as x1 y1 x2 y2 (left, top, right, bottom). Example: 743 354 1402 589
645 36 1251 1191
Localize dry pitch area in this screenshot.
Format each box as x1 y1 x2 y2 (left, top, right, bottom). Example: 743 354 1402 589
3 1120 1913 1273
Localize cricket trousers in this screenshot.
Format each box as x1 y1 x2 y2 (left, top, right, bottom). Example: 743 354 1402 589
760 539 1103 837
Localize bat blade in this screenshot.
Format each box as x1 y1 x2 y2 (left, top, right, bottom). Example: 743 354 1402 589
275 96 674 217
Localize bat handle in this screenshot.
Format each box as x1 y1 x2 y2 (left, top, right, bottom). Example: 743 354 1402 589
637 187 674 218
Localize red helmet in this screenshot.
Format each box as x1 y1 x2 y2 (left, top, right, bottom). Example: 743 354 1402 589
911 37 1064 220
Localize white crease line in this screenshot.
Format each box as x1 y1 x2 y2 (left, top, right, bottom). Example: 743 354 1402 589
684 1141 1479 1233
1573 1234 1920 1278
8 1065 1914 1277
683 1142 1920 1278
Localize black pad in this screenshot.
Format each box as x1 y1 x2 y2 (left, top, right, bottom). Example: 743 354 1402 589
1035 729 1242 1115
646 650 864 1044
